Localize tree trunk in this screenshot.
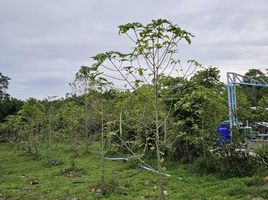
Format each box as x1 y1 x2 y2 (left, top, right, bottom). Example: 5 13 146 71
119 106 123 147
155 111 164 200
100 106 105 186
85 95 90 152
49 113 52 150
164 118 167 144
154 66 164 200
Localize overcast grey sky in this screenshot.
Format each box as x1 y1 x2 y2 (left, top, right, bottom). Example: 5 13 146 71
1 0 268 100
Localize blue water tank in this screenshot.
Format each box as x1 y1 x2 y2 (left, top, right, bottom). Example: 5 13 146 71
217 123 231 142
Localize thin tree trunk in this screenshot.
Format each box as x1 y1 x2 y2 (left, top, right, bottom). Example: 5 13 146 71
30 119 34 154
164 118 167 144
33 122 39 158
100 103 105 186
71 127 77 168
119 106 123 147
83 78 90 153
154 66 164 200
155 106 164 200
85 98 89 152
49 113 52 150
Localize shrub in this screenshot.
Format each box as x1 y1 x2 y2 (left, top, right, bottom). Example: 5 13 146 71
255 144 268 175
192 144 259 178
192 152 221 175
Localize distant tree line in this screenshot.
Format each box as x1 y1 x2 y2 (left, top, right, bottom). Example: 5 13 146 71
0 72 23 123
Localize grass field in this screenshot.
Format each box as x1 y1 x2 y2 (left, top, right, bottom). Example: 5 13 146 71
0 143 267 200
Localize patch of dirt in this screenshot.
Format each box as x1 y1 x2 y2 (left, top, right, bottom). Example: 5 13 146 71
0 194 9 200
55 198 79 200
260 176 268 190
60 167 84 177
47 159 62 166
91 181 130 197
91 188 103 196
31 178 39 185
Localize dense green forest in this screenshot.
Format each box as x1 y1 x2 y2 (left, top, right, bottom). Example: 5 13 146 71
1 20 268 200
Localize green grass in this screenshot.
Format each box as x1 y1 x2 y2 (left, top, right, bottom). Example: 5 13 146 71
0 143 267 200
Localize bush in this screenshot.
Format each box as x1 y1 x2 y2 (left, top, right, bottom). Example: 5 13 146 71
255 145 268 175
255 145 268 164
192 144 259 178
192 152 221 175
217 144 257 178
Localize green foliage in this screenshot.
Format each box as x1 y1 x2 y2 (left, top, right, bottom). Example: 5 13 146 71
0 72 10 100
245 68 267 80
14 98 46 157
255 145 268 171
191 152 221 174
0 97 23 123
192 146 259 178
214 145 258 178
234 68 268 124
118 19 193 45
236 87 252 123
73 65 110 94
57 101 83 167
92 19 197 199
171 85 227 161
242 68 268 108
191 66 224 90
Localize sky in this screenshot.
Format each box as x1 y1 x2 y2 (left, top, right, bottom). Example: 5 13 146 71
1 0 268 100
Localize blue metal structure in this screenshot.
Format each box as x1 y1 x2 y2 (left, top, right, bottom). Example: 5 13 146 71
227 72 268 129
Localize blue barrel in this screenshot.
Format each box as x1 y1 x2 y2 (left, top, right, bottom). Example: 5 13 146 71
217 123 231 142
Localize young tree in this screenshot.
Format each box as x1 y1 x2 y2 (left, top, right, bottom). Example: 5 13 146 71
19 98 45 158
92 19 197 199
72 67 109 185
59 101 83 168
73 66 103 152
43 96 58 151
93 77 110 187
1 114 22 145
